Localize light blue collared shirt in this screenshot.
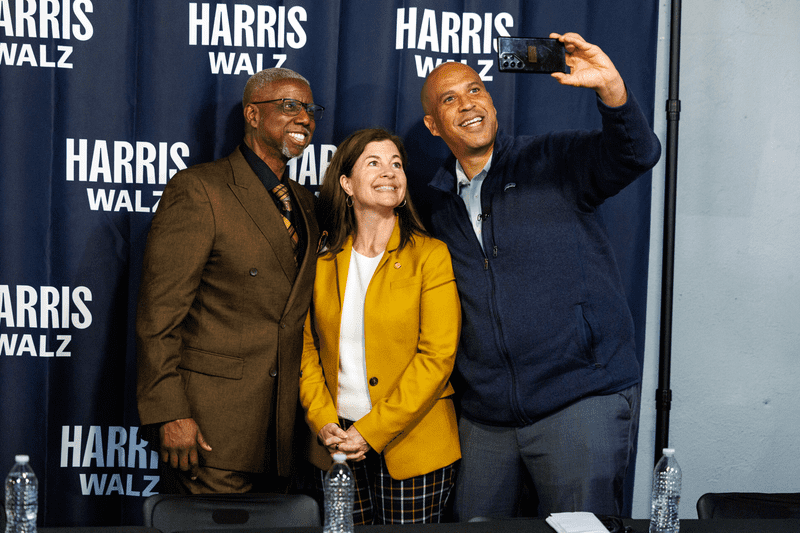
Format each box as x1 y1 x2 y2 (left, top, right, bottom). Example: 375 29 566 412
455 154 493 252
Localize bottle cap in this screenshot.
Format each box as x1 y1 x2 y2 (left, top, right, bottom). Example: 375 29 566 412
15 455 29 463
663 448 675 456
332 452 347 463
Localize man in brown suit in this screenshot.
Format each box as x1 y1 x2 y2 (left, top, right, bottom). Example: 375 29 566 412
136 68 321 494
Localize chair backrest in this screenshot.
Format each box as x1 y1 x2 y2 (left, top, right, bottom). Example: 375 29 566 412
696 492 800 519
142 493 321 533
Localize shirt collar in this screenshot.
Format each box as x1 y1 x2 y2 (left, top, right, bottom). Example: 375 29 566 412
455 153 493 193
240 143 282 191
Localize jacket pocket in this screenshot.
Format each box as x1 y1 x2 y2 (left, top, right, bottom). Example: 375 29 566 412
179 348 244 380
390 276 422 290
574 304 599 367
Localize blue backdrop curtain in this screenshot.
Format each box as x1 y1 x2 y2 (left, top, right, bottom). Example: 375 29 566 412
0 0 659 526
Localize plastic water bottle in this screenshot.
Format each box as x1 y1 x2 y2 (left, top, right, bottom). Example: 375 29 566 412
5 455 38 533
322 452 354 533
649 448 681 533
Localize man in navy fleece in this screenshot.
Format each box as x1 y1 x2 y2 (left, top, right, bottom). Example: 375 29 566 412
420 32 661 520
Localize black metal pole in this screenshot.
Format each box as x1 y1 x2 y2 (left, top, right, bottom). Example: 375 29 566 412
655 0 682 466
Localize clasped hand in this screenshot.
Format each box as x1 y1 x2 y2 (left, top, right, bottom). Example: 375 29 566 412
318 422 370 462
550 32 628 107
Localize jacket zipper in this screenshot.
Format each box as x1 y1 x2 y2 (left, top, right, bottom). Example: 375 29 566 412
481 193 528 424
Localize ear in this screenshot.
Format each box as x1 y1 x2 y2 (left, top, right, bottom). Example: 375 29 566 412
339 174 352 196
243 104 259 129
423 114 440 137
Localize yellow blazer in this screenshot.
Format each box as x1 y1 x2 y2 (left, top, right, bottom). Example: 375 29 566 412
299 220 461 480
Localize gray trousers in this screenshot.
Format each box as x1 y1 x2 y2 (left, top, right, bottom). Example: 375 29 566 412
453 383 641 521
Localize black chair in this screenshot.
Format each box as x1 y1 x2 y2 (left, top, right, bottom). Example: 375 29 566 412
142 493 320 533
696 492 800 519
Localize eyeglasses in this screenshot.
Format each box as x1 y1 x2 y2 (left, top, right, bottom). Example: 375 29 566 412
250 98 324 120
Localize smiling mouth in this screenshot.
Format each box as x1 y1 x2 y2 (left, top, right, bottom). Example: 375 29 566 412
460 116 483 128
288 132 307 144
375 186 397 191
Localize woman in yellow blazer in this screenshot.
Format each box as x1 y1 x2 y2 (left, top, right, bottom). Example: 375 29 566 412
299 128 461 524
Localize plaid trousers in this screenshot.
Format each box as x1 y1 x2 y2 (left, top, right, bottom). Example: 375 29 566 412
315 419 456 524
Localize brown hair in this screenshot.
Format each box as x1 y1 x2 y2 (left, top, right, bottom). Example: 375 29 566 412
317 128 428 256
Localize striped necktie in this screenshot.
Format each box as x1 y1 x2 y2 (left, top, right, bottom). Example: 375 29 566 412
271 183 299 259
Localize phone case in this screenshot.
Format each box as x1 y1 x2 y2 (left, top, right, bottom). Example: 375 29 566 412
497 37 569 74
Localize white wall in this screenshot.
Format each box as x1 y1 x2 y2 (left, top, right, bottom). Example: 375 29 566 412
633 0 800 518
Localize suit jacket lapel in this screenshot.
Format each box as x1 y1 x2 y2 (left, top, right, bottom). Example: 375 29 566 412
284 178 320 310
335 220 401 307
374 219 402 276
335 237 353 311
227 148 298 284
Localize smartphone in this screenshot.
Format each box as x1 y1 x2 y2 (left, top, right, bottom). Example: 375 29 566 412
497 37 569 74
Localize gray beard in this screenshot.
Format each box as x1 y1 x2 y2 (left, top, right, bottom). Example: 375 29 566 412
282 142 301 159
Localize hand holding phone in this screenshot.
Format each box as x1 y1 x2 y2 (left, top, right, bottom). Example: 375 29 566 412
548 32 628 107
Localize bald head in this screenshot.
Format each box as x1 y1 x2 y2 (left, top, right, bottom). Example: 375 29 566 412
421 62 483 115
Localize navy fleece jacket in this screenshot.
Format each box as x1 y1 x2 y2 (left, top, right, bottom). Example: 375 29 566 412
427 92 661 426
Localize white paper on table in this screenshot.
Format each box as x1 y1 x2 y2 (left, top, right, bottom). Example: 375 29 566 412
545 511 609 533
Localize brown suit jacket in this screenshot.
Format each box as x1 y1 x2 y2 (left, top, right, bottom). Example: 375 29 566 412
136 146 319 476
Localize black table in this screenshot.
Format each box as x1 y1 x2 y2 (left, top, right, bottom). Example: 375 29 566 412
165 517 800 533
38 518 800 533
40 529 159 533
40 529 158 533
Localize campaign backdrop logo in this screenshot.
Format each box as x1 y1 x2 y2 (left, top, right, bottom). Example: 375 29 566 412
188 2 309 75
65 139 190 213
396 7 515 80
0 285 92 357
61 425 160 497
0 0 94 69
